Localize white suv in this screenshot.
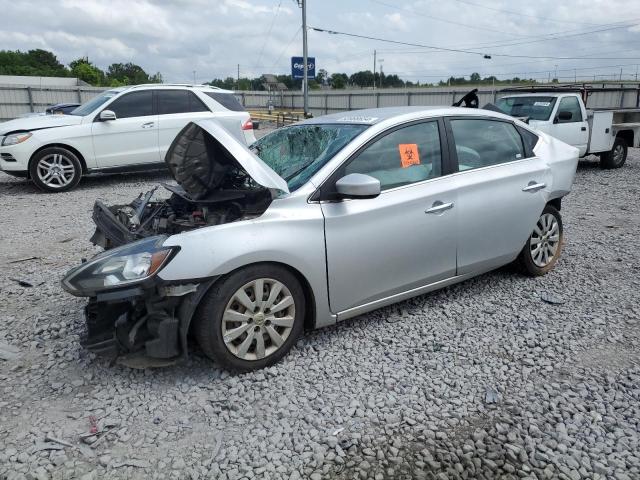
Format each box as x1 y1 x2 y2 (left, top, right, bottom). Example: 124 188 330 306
0 84 256 192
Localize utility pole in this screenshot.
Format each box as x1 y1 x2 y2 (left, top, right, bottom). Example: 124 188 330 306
299 0 309 117
193 70 196 85
373 49 376 91
237 64 240 90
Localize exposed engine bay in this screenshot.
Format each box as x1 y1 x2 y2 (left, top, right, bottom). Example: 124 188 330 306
90 120 281 250
91 181 272 249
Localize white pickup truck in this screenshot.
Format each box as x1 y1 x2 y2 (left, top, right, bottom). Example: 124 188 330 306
495 90 640 169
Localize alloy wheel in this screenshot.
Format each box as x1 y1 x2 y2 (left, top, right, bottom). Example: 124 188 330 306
36 153 76 189
221 278 296 361
529 213 560 268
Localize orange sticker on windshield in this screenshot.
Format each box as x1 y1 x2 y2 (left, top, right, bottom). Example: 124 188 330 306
399 144 420 168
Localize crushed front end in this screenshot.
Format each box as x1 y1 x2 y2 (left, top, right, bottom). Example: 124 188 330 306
61 235 214 366
80 281 211 366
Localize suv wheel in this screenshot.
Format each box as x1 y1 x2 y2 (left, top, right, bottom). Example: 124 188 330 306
29 147 82 192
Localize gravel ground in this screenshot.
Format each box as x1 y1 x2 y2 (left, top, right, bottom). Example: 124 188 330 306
1 140 639 480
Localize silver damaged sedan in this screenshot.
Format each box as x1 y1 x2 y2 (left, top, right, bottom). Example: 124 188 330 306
62 107 579 371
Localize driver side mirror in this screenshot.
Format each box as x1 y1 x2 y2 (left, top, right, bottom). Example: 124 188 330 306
335 173 381 199
554 110 572 123
99 110 116 121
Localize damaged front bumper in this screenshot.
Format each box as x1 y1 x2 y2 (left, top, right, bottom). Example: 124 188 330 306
80 279 215 366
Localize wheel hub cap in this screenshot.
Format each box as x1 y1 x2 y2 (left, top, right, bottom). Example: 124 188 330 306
529 213 560 268
221 278 296 361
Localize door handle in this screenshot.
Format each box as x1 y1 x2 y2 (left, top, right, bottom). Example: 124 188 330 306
141 122 155 129
425 201 454 214
581 126 587 131
522 182 546 192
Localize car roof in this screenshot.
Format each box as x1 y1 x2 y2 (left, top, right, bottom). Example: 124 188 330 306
499 93 568 98
119 84 234 94
301 106 517 125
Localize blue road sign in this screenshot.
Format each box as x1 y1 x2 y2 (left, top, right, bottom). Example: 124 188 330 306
291 57 315 79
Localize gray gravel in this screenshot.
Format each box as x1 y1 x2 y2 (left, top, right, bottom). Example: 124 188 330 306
1 142 639 480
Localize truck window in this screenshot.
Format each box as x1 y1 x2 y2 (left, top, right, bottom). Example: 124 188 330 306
557 96 583 123
496 96 557 121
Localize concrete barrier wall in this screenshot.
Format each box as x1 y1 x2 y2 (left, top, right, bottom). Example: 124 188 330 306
1 83 638 122
237 85 640 116
0 85 107 121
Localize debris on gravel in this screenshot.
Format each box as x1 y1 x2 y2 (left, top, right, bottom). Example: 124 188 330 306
1 144 639 479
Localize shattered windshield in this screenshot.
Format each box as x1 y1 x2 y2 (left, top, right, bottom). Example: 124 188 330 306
250 123 369 191
496 96 557 121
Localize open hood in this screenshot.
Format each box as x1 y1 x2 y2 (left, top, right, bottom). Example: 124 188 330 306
165 119 289 199
0 114 82 136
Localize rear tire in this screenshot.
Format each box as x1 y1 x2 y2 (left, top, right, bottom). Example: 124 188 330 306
599 137 627 169
518 205 563 277
193 264 305 371
29 147 82 192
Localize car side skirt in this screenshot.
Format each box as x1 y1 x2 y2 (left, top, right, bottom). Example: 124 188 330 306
334 268 495 322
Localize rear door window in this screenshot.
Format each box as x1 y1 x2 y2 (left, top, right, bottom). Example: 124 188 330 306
107 91 153 118
204 92 246 111
157 90 209 114
449 119 525 171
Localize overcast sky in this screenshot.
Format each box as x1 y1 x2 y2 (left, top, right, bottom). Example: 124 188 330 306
1 0 640 84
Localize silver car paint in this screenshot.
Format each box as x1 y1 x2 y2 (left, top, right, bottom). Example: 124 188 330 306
158 107 578 330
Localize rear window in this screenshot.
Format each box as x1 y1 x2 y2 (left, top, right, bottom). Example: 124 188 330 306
517 126 539 156
204 92 245 111
158 90 209 114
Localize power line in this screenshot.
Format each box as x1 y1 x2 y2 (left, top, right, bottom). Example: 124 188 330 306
368 0 640 52
368 0 531 38
255 0 283 67
270 26 302 68
309 26 640 60
446 0 599 25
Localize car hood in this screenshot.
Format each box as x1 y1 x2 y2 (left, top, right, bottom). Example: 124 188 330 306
0 114 83 135
165 119 289 198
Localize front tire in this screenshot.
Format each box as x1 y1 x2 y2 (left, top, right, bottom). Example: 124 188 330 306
29 147 82 192
193 264 305 371
599 137 627 169
518 205 563 276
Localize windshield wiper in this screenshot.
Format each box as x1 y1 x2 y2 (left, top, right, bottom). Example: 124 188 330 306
283 158 316 181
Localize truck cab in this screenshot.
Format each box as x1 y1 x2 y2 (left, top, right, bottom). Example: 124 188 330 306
496 90 640 169
496 93 589 155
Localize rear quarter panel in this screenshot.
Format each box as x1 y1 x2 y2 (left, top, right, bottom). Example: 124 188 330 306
534 131 579 200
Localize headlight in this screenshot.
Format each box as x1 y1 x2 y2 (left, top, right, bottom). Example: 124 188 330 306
2 132 32 146
62 236 176 296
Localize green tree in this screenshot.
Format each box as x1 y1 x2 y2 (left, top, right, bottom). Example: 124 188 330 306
470 72 481 83
106 62 153 85
330 73 348 89
69 57 104 86
349 70 375 88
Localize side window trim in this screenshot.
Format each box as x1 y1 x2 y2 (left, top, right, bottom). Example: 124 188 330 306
315 117 450 201
444 116 528 173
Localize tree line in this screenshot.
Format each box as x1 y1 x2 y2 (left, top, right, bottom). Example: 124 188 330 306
210 69 541 91
0 48 542 90
0 49 162 86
